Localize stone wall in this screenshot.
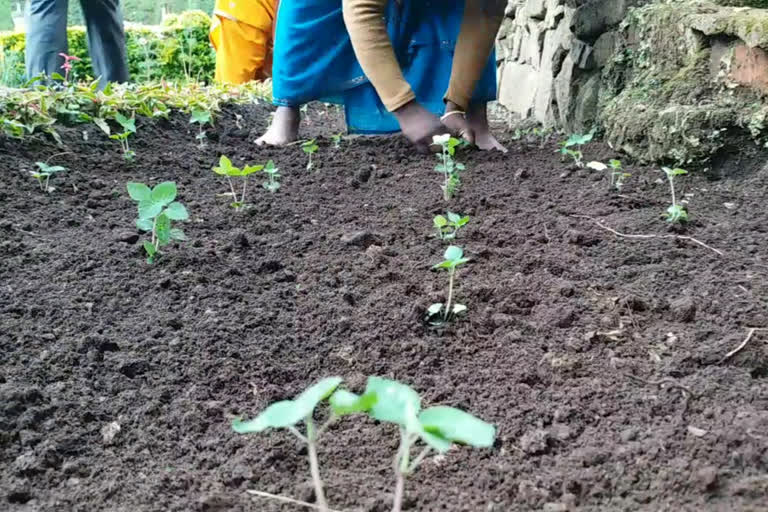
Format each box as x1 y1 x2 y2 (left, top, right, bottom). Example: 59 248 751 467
496 0 768 163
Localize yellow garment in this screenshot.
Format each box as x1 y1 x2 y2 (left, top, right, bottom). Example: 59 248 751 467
209 0 275 84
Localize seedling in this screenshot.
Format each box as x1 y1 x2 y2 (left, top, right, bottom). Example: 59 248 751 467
433 134 465 201
433 212 469 241
662 167 689 223
262 159 281 193
331 133 343 149
302 139 319 171
30 162 66 192
126 181 189 264
587 159 631 192
190 109 212 149
232 377 375 512
110 113 136 161
349 377 495 512
427 245 470 325
212 155 263 210
58 53 80 83
557 132 594 167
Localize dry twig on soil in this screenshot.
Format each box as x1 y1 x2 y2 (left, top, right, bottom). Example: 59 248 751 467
570 215 724 256
720 328 768 364
624 373 696 413
246 489 346 512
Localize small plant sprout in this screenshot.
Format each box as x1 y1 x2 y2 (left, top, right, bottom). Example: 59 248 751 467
662 167 689 223
232 377 375 512
331 133 343 149
426 245 470 325
58 53 81 83
432 134 465 201
557 132 594 167
355 377 495 512
212 156 263 210
302 139 319 171
126 181 189 264
587 159 631 192
30 162 66 192
110 113 137 161
190 109 212 148
433 212 469 241
262 159 281 193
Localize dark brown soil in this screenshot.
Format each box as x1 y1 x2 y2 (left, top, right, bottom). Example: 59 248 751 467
1 103 768 512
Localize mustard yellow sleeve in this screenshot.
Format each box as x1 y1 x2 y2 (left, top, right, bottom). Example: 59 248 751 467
342 0 416 112
444 1 505 111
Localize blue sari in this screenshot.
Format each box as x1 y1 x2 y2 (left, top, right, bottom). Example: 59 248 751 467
272 0 497 134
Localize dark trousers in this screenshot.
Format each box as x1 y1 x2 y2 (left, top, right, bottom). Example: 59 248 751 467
25 0 129 88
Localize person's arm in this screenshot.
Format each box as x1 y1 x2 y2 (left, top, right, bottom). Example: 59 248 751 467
444 0 505 112
342 0 415 112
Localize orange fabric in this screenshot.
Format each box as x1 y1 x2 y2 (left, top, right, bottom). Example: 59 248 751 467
213 0 274 31
210 15 272 84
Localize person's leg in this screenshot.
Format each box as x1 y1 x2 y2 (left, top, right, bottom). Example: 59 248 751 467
467 103 506 152
80 0 129 88
256 106 301 145
25 0 68 82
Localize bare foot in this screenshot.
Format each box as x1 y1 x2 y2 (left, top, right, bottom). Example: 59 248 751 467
256 106 301 146
467 103 507 153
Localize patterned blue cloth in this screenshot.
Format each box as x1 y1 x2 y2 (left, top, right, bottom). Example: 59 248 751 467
272 0 497 133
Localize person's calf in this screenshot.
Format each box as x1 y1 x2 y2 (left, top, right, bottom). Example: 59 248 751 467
256 106 301 146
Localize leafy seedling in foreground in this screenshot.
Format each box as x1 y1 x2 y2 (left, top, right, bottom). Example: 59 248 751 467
110 113 137 161
557 131 594 167
31 162 67 192
190 109 212 149
126 181 189 264
662 167 688 223
331 133 343 149
232 377 376 512
354 377 495 512
427 245 470 325
302 139 319 171
433 212 469 241
212 155 263 210
587 159 631 192
433 134 465 201
262 159 281 193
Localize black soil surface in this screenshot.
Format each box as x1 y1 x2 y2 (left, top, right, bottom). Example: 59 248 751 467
1 103 768 512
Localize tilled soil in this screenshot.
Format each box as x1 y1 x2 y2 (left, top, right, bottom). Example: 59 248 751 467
1 103 767 512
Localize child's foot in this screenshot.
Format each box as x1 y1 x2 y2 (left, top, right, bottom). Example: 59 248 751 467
467 103 507 153
256 106 301 146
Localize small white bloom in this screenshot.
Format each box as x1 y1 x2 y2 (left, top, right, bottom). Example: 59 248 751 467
586 161 607 171
432 133 450 145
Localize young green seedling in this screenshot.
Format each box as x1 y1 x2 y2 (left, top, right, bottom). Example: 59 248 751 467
662 167 688 223
232 377 376 512
433 134 465 201
587 159 631 192
30 162 67 192
557 132 594 167
302 139 319 171
427 245 470 325
110 113 137 161
345 377 495 512
433 212 469 241
190 109 212 149
212 155 263 210
331 133 343 149
126 181 189 264
262 160 281 193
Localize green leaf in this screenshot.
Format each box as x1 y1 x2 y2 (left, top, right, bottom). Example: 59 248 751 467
170 228 187 241
190 109 212 125
127 182 151 202
329 390 377 416
136 218 153 232
138 200 163 220
151 182 177 206
452 304 468 316
426 303 444 316
232 377 343 434
456 216 470 227
155 213 171 245
241 165 263 176
419 406 496 448
164 202 189 221
446 212 460 224
115 112 136 133
143 240 156 257
265 160 277 172
36 162 66 174
365 377 421 427
444 245 464 262
433 215 448 228
94 117 111 135
213 155 238 176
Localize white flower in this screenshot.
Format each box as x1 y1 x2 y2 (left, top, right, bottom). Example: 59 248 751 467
586 161 607 171
432 133 450 145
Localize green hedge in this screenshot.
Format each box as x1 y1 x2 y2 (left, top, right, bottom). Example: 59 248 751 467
0 10 215 86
